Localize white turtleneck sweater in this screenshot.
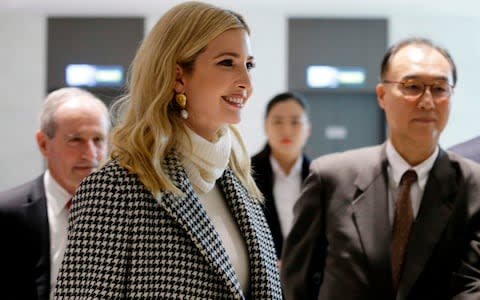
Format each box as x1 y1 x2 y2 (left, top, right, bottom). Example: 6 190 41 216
177 126 250 294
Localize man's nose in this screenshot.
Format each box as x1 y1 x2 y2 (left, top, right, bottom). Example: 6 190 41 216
417 86 435 110
82 140 97 159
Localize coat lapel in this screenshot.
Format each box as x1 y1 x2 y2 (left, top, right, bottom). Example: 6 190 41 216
396 150 457 299
252 146 284 257
351 145 394 296
23 175 51 300
157 152 244 299
218 168 281 299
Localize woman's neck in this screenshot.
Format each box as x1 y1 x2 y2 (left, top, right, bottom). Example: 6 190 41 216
177 125 231 194
271 150 301 175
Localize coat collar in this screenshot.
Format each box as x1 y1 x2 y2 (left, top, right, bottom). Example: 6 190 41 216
23 174 51 299
157 152 243 298
351 144 393 296
156 151 280 299
253 144 311 190
218 168 281 299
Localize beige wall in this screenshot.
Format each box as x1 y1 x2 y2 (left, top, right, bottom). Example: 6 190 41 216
1 7 479 190
0 14 45 190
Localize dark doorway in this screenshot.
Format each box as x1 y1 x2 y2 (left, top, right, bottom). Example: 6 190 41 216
304 92 385 158
288 17 388 157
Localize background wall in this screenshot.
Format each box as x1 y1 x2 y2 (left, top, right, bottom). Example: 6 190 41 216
0 14 45 190
1 3 479 190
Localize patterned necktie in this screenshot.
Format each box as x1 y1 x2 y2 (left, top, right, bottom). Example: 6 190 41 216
391 169 418 292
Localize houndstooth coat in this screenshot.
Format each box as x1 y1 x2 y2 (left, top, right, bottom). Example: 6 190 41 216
54 152 282 299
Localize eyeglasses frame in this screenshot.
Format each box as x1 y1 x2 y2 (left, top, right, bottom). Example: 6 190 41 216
382 79 455 102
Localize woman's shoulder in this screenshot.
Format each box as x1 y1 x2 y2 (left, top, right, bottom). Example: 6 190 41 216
78 159 147 195
251 145 270 165
87 159 134 181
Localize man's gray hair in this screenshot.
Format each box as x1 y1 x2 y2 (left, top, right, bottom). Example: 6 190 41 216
40 87 109 138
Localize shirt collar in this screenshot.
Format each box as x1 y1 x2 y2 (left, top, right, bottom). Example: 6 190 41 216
270 155 303 178
386 140 438 190
44 170 72 216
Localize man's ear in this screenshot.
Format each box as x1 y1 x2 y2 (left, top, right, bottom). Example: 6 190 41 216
174 64 185 93
35 130 48 158
376 83 386 110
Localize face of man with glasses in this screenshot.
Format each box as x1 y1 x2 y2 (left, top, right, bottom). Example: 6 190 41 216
376 44 454 158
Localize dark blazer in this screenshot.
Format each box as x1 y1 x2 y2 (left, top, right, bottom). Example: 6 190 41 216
281 144 480 300
55 152 282 299
0 175 50 300
449 136 480 163
251 144 310 258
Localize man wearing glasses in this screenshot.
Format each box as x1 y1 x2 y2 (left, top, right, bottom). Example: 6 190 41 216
281 38 480 300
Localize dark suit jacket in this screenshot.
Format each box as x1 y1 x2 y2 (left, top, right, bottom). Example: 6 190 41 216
251 144 310 258
449 136 480 163
281 144 480 300
0 175 50 300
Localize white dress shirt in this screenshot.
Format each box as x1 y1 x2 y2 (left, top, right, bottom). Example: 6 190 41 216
270 155 303 239
386 140 439 225
44 170 72 300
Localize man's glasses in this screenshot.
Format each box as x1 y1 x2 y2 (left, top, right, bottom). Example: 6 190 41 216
382 79 454 102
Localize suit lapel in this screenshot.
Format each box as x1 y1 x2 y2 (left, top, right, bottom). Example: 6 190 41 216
23 175 51 299
397 150 457 299
157 152 243 299
301 154 311 180
253 146 275 202
254 147 283 257
351 145 394 295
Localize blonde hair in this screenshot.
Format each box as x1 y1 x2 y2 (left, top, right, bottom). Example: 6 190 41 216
110 1 262 199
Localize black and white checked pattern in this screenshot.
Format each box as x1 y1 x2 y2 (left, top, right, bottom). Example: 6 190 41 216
54 151 282 299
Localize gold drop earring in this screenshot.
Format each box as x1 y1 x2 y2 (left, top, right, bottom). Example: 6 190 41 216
175 93 188 119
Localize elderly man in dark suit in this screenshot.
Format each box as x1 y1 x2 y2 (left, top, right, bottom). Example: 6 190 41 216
449 136 480 163
0 88 109 300
281 38 480 300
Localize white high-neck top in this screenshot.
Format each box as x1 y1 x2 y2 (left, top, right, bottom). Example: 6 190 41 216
177 125 231 194
178 126 249 294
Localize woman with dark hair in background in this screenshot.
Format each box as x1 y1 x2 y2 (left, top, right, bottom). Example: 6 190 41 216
251 91 311 264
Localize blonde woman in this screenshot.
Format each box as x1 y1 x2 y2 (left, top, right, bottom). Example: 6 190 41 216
54 2 282 299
